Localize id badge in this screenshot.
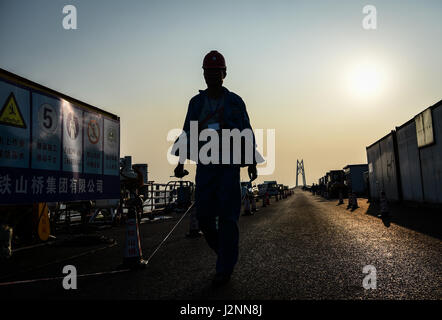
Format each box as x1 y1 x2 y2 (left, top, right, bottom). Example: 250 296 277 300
208 122 220 130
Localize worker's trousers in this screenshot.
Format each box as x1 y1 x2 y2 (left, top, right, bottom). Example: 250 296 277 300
195 164 242 275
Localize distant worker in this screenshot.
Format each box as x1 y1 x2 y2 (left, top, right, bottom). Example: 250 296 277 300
172 50 261 286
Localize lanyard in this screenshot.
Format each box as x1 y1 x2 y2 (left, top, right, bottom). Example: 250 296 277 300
200 95 225 129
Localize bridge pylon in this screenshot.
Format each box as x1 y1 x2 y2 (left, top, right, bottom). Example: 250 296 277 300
296 159 306 188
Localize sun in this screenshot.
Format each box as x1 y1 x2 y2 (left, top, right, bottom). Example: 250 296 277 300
346 61 387 98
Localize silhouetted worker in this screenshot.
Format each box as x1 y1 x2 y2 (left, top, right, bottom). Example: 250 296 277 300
173 50 261 286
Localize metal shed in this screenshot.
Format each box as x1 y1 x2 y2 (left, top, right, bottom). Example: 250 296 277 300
419 102 442 203
398 100 442 204
368 100 442 205
366 131 401 201
395 119 424 202
343 164 368 195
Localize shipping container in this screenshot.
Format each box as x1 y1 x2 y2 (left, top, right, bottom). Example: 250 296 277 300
418 102 442 203
343 164 368 195
395 119 424 202
366 131 401 201
367 100 442 205
395 101 442 204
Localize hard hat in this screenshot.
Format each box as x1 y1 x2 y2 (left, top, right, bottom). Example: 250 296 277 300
203 50 226 69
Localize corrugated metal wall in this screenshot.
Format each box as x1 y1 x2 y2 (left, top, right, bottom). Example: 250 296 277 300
345 165 368 194
419 105 442 203
396 121 424 202
350 165 368 194
366 132 400 201
379 134 400 201
368 100 442 205
367 143 379 198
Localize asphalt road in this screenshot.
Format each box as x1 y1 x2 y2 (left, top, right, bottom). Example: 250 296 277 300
1 189 441 300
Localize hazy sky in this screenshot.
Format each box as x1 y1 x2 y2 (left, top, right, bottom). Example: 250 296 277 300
1 0 441 186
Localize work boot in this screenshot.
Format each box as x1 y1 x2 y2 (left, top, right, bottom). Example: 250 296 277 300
212 272 232 287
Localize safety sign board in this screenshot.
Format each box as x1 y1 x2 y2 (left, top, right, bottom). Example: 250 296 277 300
87 119 100 145
62 105 83 173
32 92 61 172
104 118 120 176
0 70 120 204
0 92 27 129
84 112 103 175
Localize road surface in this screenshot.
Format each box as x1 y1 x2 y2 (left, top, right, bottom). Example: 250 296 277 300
1 189 440 300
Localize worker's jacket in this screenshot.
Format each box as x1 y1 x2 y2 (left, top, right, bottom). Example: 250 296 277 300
172 87 264 166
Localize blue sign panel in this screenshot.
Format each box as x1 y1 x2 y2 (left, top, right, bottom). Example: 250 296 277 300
84 111 103 174
62 102 83 173
103 117 119 176
0 73 120 204
0 167 119 204
31 92 62 171
0 80 30 168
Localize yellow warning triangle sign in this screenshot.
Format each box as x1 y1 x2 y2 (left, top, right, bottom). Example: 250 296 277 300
0 92 27 129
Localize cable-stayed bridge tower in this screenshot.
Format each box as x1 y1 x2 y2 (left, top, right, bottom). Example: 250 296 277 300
296 159 306 187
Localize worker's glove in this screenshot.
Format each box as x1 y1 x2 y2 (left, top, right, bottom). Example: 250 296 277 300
174 164 188 178
248 164 258 182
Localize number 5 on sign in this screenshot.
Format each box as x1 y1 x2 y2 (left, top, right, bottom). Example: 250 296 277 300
38 104 58 134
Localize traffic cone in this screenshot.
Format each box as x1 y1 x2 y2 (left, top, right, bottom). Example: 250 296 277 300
352 192 359 210
243 194 252 216
379 191 389 218
120 207 147 269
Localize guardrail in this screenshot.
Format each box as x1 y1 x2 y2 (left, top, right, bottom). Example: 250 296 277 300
139 181 194 214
